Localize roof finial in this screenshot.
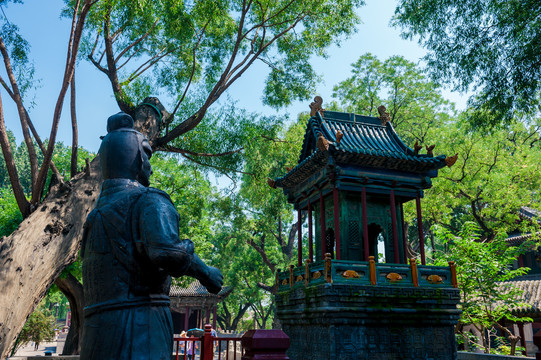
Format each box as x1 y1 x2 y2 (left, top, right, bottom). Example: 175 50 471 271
377 105 391 126
336 130 343 146
317 133 330 151
445 153 458 167
425 144 435 157
309 96 324 117
413 141 422 155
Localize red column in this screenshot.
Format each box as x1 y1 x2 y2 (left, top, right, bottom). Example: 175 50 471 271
390 190 399 264
184 306 190 331
518 322 527 356
333 187 341 260
416 194 426 265
320 192 326 260
401 203 408 264
308 200 313 262
297 209 302 266
362 187 369 261
518 254 525 268
212 306 217 329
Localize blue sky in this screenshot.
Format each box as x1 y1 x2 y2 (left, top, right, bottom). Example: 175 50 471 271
1 0 468 153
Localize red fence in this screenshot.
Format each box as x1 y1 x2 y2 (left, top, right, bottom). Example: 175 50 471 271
173 325 244 360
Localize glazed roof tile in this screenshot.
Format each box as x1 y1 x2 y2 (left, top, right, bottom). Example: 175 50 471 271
275 111 447 189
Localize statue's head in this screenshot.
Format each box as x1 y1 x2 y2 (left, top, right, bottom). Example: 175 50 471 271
99 112 153 186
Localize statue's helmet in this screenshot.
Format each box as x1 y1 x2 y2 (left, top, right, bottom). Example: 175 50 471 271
99 112 152 186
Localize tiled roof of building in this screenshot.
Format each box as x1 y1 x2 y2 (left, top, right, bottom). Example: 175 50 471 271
505 207 541 245
519 207 541 221
275 110 448 189
503 277 541 317
169 280 232 298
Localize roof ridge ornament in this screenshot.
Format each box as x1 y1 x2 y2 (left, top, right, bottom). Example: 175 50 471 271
309 96 325 117
445 153 458 167
425 144 435 157
336 130 343 146
377 105 391 126
317 133 330 151
413 141 422 155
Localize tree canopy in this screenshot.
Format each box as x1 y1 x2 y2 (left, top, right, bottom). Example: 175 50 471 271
393 0 541 126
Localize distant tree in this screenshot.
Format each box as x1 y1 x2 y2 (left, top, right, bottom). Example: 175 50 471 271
330 53 454 146
392 0 541 126
10 304 55 356
434 223 532 355
417 117 541 243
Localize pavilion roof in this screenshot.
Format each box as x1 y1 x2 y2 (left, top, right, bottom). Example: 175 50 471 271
169 280 232 299
274 110 449 190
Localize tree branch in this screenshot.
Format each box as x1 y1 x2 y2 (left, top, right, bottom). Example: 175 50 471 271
70 72 78 178
247 234 276 273
0 36 39 190
0 92 30 217
161 145 243 157
32 0 94 206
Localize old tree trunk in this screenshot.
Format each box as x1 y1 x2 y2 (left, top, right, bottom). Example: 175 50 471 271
0 101 163 358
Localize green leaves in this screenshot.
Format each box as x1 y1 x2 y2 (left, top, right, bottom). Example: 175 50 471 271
331 53 454 145
434 223 532 354
424 118 541 239
393 0 541 126
74 0 365 115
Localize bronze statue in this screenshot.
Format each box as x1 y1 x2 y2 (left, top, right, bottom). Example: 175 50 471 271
80 112 223 360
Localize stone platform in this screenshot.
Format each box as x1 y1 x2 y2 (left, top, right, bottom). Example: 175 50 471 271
275 259 461 360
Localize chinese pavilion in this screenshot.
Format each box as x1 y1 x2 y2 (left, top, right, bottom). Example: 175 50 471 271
169 281 232 334
272 98 461 360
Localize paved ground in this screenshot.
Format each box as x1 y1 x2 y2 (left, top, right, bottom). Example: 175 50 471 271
12 341 58 357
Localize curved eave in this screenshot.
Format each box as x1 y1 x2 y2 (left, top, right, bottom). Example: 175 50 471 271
275 148 446 190
275 150 329 189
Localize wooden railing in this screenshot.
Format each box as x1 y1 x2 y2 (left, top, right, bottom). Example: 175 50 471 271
276 254 458 291
173 326 289 360
173 325 243 360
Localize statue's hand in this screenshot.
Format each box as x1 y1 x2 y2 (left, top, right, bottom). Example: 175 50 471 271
201 266 223 294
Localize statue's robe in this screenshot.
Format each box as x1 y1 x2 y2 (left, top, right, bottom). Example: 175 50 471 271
81 179 194 360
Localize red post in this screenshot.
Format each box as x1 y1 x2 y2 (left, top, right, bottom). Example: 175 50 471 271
333 187 341 260
297 209 302 267
202 324 213 360
241 329 290 360
518 322 528 356
308 200 313 263
369 256 376 285
320 192 326 260
401 203 408 264
362 187 369 261
212 305 217 329
449 261 458 288
390 190 399 264
416 194 426 265
184 306 189 331
534 328 541 360
409 258 418 287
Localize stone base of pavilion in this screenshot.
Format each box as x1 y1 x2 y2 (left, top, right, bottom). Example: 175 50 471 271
275 260 461 360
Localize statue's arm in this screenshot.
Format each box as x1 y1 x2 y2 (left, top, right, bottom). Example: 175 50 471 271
137 191 223 293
